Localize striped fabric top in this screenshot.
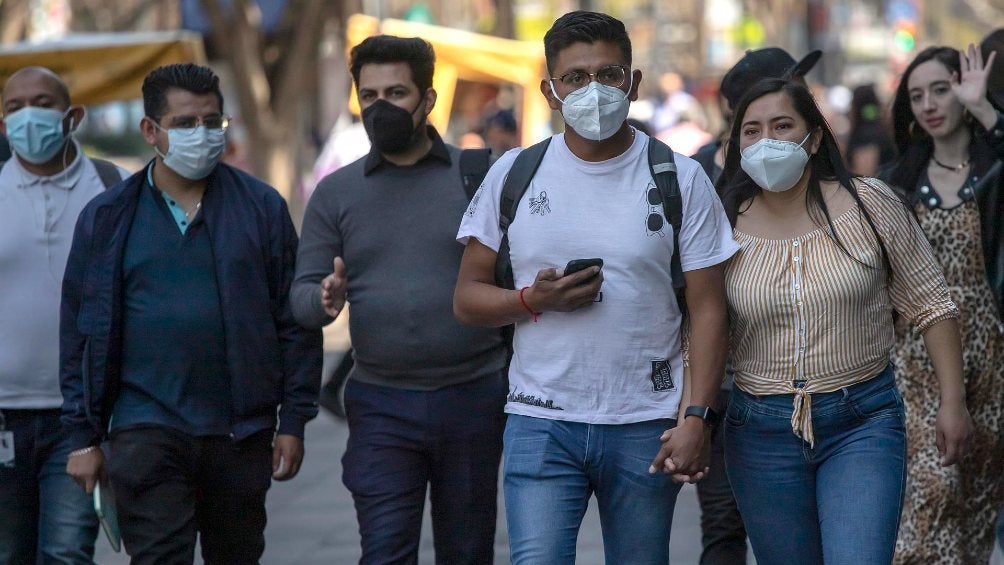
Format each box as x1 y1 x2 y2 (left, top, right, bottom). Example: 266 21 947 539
725 178 958 445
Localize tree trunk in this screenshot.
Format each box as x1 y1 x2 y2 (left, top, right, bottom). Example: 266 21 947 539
1 0 31 44
199 0 328 206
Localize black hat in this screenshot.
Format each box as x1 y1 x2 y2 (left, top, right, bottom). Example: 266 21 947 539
720 48 822 110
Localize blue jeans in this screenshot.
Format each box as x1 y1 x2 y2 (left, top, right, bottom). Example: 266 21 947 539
724 365 906 565
0 408 98 565
342 372 507 565
997 503 1003 551
503 414 683 565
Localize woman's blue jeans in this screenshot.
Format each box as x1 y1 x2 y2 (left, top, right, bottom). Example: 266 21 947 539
724 365 906 565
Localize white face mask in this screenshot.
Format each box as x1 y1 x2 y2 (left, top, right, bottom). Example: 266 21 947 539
550 76 632 141
153 124 225 180
740 132 812 193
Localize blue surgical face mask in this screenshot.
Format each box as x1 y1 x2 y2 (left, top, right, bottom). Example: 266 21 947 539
4 106 73 164
153 124 225 180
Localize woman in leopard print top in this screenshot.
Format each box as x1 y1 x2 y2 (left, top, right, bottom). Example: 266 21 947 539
881 44 1004 565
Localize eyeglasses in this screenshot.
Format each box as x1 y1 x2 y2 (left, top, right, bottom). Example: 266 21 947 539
153 114 231 133
550 65 629 90
647 187 664 233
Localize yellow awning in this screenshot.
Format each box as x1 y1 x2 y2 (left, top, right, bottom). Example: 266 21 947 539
0 31 206 106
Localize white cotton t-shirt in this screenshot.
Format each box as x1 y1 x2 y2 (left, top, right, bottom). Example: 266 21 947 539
458 129 738 424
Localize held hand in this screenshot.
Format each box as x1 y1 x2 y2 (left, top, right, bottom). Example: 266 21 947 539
648 419 709 483
320 257 347 318
523 266 603 314
272 434 305 481
952 43 997 114
935 399 973 466
66 448 104 494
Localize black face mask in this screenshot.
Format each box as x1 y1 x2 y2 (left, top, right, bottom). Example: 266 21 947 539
362 98 424 154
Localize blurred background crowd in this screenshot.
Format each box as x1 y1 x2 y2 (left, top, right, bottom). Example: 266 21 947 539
1 0 1001 224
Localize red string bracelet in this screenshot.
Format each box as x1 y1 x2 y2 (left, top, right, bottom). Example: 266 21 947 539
519 286 540 322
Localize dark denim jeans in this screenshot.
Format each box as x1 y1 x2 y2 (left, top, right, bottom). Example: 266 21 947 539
106 426 273 565
342 372 507 565
0 408 98 565
696 388 747 565
724 365 906 565
503 414 683 565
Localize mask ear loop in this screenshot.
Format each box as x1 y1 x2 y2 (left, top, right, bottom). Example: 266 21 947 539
548 79 567 104
60 108 79 171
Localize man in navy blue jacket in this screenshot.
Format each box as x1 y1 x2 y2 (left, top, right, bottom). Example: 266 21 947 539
59 63 322 564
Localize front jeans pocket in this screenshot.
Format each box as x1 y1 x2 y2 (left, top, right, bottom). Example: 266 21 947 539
849 385 903 422
724 397 750 428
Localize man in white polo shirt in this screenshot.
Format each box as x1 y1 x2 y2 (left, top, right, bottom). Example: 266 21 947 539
0 66 126 564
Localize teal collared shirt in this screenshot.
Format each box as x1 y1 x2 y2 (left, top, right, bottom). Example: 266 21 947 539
147 164 198 234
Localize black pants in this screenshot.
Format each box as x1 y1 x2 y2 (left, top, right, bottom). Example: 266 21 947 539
696 388 748 565
107 426 273 565
342 372 507 565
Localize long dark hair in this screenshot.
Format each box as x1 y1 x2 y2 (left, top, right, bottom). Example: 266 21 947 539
717 77 888 269
885 46 998 199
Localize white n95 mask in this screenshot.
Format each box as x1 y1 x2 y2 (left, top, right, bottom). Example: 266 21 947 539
740 132 812 193
550 78 632 141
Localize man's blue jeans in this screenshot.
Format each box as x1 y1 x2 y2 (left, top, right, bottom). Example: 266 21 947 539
0 408 98 565
724 365 906 565
503 414 683 565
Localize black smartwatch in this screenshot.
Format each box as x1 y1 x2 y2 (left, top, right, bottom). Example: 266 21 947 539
684 405 720 426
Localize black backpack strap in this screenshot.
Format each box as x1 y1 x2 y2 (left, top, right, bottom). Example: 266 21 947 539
459 148 492 201
90 158 122 190
647 138 686 306
494 138 551 289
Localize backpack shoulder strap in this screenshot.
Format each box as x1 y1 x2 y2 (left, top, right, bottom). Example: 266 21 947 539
90 158 122 190
647 138 686 298
495 137 551 289
458 148 492 201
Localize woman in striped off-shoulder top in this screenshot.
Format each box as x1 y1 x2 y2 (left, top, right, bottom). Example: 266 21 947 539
713 77 973 565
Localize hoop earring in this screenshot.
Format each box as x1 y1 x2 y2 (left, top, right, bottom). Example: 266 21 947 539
908 120 916 137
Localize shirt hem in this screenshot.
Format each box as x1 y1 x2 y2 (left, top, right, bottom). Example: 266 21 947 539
504 404 680 424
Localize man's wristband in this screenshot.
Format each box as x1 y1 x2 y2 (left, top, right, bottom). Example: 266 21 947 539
519 286 541 322
68 446 99 458
684 405 721 426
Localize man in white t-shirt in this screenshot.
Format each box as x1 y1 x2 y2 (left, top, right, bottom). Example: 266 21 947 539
454 10 738 564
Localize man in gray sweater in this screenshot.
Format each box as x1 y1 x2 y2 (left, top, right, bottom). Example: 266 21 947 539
290 35 507 564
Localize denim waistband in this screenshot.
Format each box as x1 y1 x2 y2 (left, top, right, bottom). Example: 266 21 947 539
732 364 895 446
735 364 894 409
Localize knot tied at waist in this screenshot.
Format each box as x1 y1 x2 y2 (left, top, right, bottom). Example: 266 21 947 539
790 384 815 448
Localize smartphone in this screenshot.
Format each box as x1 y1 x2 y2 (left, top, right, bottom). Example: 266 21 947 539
564 258 603 277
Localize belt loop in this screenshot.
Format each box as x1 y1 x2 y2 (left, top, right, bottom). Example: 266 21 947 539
841 387 851 400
